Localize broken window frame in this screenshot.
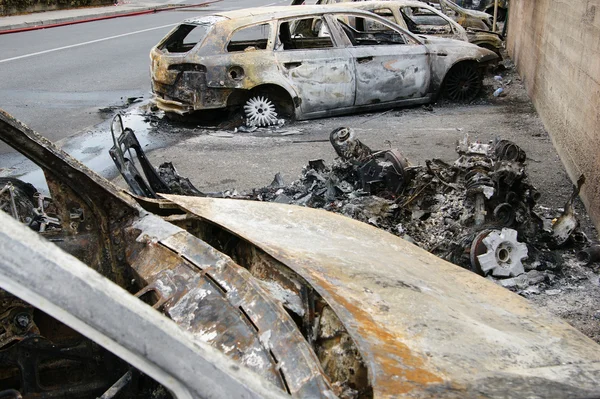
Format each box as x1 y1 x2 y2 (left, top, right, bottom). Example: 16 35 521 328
158 24 212 54
226 22 273 53
331 13 417 47
370 7 397 24
399 6 456 36
275 15 337 51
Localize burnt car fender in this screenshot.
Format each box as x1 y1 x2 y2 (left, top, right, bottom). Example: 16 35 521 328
425 39 498 93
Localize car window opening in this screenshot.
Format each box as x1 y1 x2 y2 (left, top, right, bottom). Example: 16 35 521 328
336 16 406 46
401 7 453 35
159 24 210 53
373 8 396 24
227 23 271 52
277 18 333 50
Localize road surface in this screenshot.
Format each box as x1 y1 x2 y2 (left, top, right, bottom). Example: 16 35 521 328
0 0 288 155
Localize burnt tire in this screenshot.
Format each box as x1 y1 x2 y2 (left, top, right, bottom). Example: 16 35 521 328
444 63 483 102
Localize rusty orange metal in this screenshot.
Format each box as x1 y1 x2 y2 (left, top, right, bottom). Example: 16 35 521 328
163 194 600 398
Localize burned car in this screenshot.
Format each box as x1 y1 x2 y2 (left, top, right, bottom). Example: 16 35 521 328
150 6 498 124
3 109 600 399
450 0 508 21
320 1 503 54
429 0 498 30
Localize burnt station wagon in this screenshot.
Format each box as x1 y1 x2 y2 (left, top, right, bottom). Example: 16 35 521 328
150 6 498 124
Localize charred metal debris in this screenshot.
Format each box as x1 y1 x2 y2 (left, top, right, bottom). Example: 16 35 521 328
110 123 597 294
246 129 596 291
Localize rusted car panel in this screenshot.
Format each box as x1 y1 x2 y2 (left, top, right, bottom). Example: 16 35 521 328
466 30 502 53
150 5 497 118
162 194 600 398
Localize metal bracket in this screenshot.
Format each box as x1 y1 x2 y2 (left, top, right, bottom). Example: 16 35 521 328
108 114 171 198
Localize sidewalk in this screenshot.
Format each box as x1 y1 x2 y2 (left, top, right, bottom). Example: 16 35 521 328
0 0 216 33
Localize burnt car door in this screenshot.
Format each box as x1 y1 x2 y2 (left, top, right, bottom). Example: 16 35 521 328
330 13 431 106
274 15 356 115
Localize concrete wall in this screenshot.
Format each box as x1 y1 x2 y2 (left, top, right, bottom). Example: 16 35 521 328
507 0 600 230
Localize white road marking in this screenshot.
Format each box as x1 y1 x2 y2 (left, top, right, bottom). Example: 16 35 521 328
264 0 289 5
0 23 177 64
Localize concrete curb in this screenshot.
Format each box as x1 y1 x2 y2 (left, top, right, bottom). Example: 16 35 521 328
0 0 220 35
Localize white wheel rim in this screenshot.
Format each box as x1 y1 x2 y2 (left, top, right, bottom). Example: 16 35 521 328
243 96 278 127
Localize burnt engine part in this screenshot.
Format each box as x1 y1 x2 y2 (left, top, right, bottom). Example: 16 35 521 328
330 127 372 162
0 178 36 224
577 245 600 266
329 127 409 196
157 162 204 196
357 150 409 196
494 139 526 162
552 175 585 246
109 124 589 285
0 178 60 233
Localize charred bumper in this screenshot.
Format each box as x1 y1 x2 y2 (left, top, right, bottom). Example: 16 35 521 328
151 67 232 115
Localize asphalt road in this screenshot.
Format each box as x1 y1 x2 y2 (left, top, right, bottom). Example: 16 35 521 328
0 0 288 155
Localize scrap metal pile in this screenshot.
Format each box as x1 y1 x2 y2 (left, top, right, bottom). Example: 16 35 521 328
241 128 597 289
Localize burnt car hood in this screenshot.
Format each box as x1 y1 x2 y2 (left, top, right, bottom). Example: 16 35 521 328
464 8 493 19
422 35 483 48
162 194 600 399
423 36 498 61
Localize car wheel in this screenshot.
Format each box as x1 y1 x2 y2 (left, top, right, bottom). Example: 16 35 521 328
444 63 483 102
243 94 279 127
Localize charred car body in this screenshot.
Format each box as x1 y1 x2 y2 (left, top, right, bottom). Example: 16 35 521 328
3 108 600 398
150 6 498 120
449 0 508 21
428 0 499 30
320 1 503 54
